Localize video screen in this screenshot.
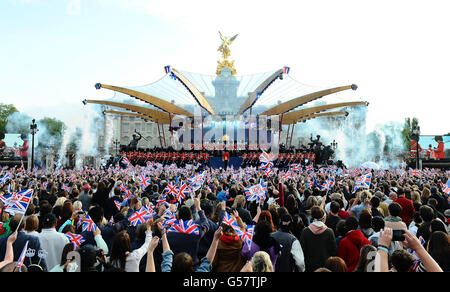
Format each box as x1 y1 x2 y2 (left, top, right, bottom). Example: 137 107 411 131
419 135 449 159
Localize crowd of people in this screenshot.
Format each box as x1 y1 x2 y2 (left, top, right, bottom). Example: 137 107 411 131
0 160 449 273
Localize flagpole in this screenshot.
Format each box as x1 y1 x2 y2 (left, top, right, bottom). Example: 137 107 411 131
15 212 26 233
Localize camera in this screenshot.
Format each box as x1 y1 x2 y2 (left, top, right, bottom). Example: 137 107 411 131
96 249 104 258
392 230 405 241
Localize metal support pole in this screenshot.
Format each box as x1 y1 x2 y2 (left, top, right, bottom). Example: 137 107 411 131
278 114 283 145
286 124 291 146
289 123 295 148
157 123 163 148
248 107 252 150
201 108 204 150
162 123 167 148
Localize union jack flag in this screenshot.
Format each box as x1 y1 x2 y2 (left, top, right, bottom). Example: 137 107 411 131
61 184 71 193
328 177 335 188
283 66 290 74
188 171 206 191
244 181 266 202
114 200 121 210
164 182 179 197
138 174 151 190
0 173 11 184
128 207 152 227
167 219 199 235
259 151 274 168
82 214 97 232
176 183 191 203
263 167 273 177
162 218 177 229
221 211 241 232
162 209 176 221
280 172 292 183
441 179 450 195
410 169 422 176
144 203 156 217
156 195 167 208
65 233 85 249
16 240 29 272
238 225 254 251
164 65 171 74
0 193 13 204
41 181 48 190
5 189 33 215
306 165 313 171
354 173 372 191
290 164 301 172
121 156 132 168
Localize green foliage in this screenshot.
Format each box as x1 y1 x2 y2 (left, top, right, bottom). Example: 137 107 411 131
401 117 419 150
39 117 66 138
0 103 19 134
37 117 66 149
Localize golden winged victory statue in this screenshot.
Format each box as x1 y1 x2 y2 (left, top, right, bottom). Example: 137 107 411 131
217 31 238 76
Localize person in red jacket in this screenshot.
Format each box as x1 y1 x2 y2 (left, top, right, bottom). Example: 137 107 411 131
393 187 415 226
434 136 445 160
19 134 29 159
0 133 6 155
338 216 372 272
222 151 230 170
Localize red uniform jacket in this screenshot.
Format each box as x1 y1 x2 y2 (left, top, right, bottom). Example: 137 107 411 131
435 142 445 159
20 140 29 158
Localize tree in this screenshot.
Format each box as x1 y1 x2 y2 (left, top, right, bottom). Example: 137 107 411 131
401 117 419 151
38 117 66 148
0 103 19 134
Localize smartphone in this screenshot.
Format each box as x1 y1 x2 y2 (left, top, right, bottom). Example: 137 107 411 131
392 230 405 241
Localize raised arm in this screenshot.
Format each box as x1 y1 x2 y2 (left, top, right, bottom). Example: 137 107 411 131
402 230 443 272
205 227 223 265
0 231 17 269
145 236 160 272
374 228 392 272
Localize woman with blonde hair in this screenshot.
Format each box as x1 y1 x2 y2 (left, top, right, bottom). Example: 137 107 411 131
411 190 422 211
232 195 252 225
54 197 67 208
421 187 431 205
251 251 273 272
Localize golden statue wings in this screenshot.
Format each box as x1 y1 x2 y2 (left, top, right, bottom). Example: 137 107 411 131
218 31 238 59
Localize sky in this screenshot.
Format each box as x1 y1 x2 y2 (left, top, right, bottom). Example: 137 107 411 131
1 0 449 136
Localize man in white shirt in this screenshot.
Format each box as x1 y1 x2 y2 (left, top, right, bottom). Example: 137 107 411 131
38 214 70 270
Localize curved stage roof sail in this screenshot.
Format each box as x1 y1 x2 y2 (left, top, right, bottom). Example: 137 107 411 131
86 34 366 129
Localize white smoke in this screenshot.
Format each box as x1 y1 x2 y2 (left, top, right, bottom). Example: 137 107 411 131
104 114 114 156
365 122 406 169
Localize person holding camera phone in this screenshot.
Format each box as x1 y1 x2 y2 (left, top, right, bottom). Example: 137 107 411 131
375 227 443 272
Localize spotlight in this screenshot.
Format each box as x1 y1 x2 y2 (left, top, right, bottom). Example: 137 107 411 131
95 83 102 90
102 110 106 116
345 112 349 117
82 99 87 105
351 84 358 90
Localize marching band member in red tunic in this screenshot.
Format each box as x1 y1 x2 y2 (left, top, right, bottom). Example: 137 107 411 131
434 136 445 160
19 134 29 159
